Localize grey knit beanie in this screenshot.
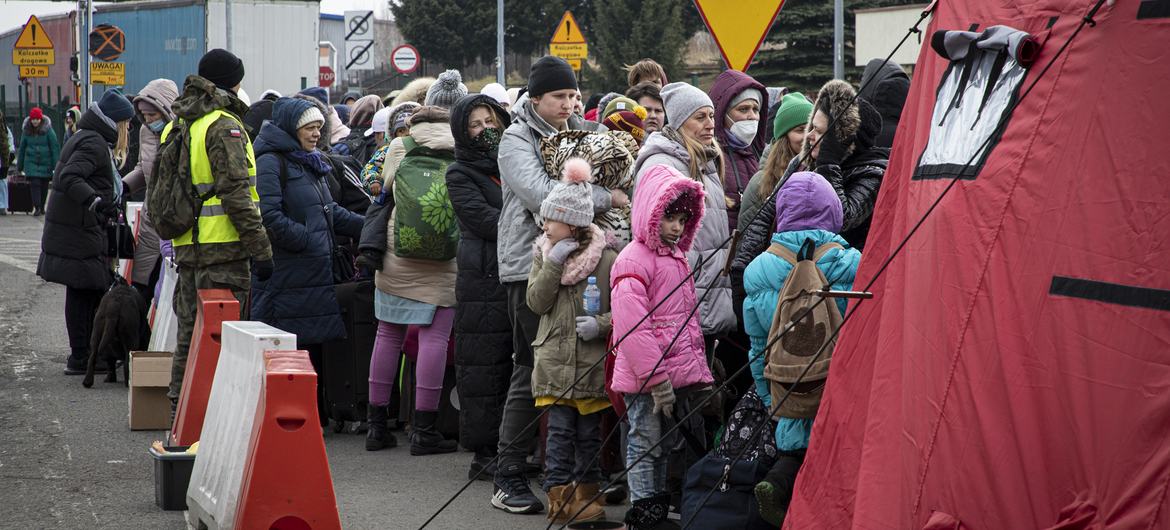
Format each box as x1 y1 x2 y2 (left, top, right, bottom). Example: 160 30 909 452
425 69 468 109
661 82 713 128
540 158 595 228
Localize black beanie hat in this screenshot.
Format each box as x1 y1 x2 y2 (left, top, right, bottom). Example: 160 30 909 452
527 56 577 98
199 49 245 91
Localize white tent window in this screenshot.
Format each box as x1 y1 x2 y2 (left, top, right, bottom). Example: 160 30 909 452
915 26 1035 180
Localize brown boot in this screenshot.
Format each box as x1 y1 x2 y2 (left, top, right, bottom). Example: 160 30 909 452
546 484 571 524
566 482 607 522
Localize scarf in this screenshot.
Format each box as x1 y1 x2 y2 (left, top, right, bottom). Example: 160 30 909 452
287 148 333 175
661 125 721 168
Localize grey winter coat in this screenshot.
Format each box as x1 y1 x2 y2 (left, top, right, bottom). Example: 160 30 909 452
633 131 736 336
496 97 607 283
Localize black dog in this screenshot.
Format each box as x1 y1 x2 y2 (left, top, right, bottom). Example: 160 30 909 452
82 282 151 388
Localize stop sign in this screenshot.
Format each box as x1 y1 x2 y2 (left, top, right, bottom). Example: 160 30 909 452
319 66 336 88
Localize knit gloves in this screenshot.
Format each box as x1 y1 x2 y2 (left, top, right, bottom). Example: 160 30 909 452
546 239 579 265
575 316 600 341
650 380 676 418
816 124 847 167
87 196 120 220
252 258 274 281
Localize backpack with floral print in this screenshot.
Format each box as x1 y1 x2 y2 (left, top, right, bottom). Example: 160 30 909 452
392 136 458 260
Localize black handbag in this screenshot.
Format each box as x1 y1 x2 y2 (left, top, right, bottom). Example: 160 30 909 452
107 215 136 259
331 243 356 284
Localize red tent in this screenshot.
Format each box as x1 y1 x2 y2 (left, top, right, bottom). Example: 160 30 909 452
786 1 1170 528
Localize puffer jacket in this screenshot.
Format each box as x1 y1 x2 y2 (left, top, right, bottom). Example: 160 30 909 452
250 97 364 344
610 164 714 394
528 225 617 401
18 116 60 178
634 130 736 336
37 107 119 290
446 94 513 452
125 78 179 286
497 96 607 283
710 70 768 229
858 58 911 149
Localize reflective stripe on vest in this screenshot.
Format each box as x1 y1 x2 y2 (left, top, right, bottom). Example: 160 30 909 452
167 110 259 247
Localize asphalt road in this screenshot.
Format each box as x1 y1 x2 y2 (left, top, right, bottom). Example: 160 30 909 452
0 212 626 529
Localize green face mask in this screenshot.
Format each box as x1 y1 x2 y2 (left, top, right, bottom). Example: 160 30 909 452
471 126 502 152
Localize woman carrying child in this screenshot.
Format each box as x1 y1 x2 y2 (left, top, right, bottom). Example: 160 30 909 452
527 158 618 525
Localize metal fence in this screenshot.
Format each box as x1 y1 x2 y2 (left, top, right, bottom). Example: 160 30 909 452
1 83 76 144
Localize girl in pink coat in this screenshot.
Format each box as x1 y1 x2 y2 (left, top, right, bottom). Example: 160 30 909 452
610 163 714 526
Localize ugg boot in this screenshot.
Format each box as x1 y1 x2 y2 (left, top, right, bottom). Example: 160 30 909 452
409 410 457 455
366 404 397 451
624 494 678 530
546 484 571 524
565 482 606 522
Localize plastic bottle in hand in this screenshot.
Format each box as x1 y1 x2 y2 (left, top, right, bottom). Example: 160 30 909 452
583 276 601 316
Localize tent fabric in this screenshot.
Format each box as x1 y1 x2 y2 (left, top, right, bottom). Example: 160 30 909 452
785 2 1170 529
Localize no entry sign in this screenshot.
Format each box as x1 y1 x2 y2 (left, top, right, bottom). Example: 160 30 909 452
391 44 419 74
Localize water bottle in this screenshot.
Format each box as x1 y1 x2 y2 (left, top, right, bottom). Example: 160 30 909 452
583 276 601 316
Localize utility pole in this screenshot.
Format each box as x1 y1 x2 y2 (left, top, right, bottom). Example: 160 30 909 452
225 0 233 52
78 0 92 107
833 0 844 79
496 0 504 85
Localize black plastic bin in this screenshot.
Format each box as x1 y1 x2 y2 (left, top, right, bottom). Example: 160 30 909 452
149 445 195 511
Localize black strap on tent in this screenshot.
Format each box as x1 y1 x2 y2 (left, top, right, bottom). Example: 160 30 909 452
1050 276 1170 311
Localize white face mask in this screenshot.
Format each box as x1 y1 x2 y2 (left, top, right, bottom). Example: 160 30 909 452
728 119 758 146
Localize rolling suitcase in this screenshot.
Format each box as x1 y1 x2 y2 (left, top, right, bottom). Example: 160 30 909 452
7 177 33 214
322 280 400 431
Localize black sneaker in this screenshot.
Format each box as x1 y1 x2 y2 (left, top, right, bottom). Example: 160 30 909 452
490 474 544 514
469 454 497 481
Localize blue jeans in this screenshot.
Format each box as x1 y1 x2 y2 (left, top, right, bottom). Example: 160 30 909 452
623 392 674 501
543 405 603 490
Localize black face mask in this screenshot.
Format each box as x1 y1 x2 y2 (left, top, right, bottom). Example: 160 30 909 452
470 126 502 153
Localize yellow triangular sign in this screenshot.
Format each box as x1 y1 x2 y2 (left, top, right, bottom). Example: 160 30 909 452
694 0 785 71
14 15 54 50
550 11 586 44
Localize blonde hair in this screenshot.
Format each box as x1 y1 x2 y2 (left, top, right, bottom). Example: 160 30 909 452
113 120 130 167
678 127 726 186
758 139 801 199
624 59 667 88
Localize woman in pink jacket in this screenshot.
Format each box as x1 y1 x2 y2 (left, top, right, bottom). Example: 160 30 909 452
610 163 714 528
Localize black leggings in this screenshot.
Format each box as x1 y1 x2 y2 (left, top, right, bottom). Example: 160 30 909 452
28 177 49 211
64 286 105 358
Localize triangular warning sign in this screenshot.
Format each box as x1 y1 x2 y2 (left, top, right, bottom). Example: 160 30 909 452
694 0 785 71
14 15 54 50
550 11 586 44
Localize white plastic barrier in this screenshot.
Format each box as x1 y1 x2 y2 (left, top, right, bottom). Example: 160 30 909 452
119 201 143 277
186 321 296 530
147 257 178 353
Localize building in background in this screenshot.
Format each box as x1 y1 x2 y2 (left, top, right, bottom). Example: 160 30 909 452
854 3 931 72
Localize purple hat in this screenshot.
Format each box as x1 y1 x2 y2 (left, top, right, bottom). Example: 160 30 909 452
775 171 843 234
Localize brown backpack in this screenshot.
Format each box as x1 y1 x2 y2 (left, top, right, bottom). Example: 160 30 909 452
762 238 844 419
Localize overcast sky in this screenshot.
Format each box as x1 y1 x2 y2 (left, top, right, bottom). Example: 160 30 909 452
1 0 391 35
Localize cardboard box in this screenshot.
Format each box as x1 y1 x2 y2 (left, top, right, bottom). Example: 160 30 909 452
129 351 174 430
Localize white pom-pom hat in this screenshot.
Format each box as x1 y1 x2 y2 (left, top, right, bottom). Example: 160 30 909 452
540 157 595 227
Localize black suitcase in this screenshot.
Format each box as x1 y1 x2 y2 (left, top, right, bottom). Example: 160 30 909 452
323 280 400 431
7 179 33 214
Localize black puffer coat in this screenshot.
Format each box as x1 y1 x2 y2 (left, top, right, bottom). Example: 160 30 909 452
445 94 513 452
731 80 889 300
37 108 119 290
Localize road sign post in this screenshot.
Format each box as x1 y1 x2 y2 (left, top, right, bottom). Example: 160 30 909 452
12 15 55 67
693 0 786 72
344 10 375 72
548 11 587 70
391 44 419 74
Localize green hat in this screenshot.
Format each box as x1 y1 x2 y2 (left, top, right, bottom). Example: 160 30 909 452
601 96 641 122
773 92 814 139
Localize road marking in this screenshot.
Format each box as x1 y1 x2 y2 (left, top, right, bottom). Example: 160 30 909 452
0 237 39 273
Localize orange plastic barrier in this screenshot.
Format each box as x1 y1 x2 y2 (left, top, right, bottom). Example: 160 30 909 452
233 350 341 530
170 289 240 446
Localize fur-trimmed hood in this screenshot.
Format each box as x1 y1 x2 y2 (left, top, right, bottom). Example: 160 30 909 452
391 77 435 108
631 163 705 254
800 79 883 162
22 115 52 136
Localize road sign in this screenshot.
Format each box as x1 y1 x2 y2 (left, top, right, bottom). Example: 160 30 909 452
344 10 375 71
90 61 125 85
319 66 335 88
12 15 55 66
549 11 588 61
89 24 125 62
391 44 419 74
19 65 49 78
694 0 786 71
566 59 581 71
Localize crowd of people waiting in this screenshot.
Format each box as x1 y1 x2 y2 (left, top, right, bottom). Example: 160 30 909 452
29 47 910 529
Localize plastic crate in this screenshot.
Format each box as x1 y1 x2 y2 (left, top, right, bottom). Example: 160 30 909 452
149 445 195 511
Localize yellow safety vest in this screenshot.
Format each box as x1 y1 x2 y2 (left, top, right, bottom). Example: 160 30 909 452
162 110 259 247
